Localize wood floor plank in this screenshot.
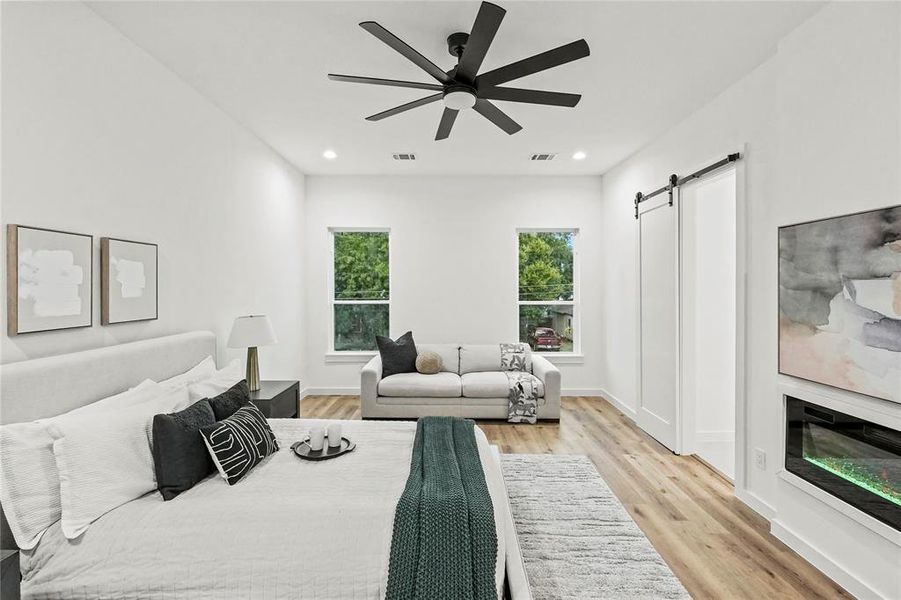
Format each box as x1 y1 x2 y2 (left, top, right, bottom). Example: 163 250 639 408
300 394 851 599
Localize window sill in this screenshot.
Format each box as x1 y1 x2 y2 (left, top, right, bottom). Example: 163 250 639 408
536 353 584 364
325 352 377 364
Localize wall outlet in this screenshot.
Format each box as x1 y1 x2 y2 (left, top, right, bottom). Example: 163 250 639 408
754 448 767 470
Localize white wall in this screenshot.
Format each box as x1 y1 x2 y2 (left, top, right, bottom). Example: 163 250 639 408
303 175 604 395
1 2 306 381
600 2 900 597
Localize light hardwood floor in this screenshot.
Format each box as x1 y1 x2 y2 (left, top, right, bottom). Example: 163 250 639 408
301 394 851 600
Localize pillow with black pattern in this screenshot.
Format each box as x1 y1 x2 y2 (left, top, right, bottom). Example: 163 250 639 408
200 403 279 485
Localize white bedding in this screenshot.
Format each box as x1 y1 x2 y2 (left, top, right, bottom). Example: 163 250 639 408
20 419 508 600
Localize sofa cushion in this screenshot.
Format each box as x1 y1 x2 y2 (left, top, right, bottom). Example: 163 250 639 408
459 345 501 374
378 372 462 398
461 372 544 399
459 344 533 374
416 344 460 374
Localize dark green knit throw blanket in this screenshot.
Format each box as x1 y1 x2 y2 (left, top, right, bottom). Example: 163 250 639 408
385 417 498 600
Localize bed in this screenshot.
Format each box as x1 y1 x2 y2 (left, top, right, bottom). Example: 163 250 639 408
0 332 531 600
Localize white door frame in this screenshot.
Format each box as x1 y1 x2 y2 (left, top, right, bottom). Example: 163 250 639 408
635 144 748 485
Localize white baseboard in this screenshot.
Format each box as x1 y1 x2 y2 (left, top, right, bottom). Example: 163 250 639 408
562 387 604 397
301 387 359 398
771 519 880 599
599 387 637 420
303 387 607 399
734 487 777 520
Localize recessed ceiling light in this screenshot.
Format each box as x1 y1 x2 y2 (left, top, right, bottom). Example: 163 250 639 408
322 149 337 160
572 151 587 161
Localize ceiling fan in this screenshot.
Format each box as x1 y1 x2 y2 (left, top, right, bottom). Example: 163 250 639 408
327 1 590 141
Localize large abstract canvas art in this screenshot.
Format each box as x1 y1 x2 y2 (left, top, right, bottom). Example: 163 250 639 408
6 224 93 335
779 206 901 403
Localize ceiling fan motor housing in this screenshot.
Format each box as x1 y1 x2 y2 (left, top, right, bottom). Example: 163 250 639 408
447 32 470 57
443 84 477 110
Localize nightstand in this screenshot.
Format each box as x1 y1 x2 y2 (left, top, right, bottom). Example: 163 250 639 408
249 380 300 418
1 549 19 600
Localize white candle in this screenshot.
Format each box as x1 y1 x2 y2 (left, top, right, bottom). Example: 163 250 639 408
327 423 343 448
309 426 325 451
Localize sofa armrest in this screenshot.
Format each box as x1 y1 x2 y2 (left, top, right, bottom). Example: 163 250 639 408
360 355 382 418
532 355 561 419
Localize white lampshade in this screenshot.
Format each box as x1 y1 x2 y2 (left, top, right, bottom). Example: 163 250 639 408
227 315 277 348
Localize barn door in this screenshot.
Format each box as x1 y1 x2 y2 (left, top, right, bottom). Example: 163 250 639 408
637 193 680 452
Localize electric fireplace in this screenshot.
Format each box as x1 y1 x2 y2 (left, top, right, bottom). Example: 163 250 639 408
785 396 900 531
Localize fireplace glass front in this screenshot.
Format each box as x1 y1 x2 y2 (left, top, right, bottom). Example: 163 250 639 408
785 396 900 531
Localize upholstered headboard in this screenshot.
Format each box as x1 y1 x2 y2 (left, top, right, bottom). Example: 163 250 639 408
0 331 217 548
0 331 216 425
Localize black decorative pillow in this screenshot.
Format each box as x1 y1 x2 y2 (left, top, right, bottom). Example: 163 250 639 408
200 403 279 486
152 399 216 501
377 331 418 378
208 380 250 421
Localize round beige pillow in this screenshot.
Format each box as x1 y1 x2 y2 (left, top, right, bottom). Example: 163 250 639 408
415 351 442 375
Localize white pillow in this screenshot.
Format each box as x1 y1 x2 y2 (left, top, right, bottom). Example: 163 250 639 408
0 379 162 549
46 385 191 539
158 356 216 390
188 359 244 401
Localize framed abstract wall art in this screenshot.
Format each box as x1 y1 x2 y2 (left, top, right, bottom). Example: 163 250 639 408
778 205 901 403
6 224 93 335
101 237 158 325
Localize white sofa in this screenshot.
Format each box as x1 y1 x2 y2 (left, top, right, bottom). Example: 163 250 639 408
360 344 561 420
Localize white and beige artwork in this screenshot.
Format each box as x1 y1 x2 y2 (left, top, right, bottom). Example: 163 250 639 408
779 206 901 403
7 225 93 335
101 238 158 324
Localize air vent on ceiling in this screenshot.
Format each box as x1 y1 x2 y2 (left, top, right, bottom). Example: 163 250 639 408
392 153 417 161
530 153 557 161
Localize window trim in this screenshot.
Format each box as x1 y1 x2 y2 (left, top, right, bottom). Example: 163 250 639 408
515 227 581 356
328 227 391 353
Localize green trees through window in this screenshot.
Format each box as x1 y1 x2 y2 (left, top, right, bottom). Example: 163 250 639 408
332 231 389 351
518 231 576 352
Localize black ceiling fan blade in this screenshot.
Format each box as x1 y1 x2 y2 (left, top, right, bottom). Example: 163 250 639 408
478 86 581 107
359 21 453 85
365 93 443 121
475 39 590 88
435 108 459 140
473 99 522 135
455 2 506 84
328 74 444 92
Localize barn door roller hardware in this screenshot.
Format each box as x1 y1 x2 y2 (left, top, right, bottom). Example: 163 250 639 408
633 153 741 219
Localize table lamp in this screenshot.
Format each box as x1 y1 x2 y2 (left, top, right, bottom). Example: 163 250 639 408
227 315 277 391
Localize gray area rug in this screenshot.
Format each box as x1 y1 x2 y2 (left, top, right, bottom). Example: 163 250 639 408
501 454 689 600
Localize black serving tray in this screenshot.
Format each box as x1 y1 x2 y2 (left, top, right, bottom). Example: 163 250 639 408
291 437 356 461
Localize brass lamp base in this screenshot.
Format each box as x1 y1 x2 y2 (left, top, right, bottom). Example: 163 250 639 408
246 346 260 391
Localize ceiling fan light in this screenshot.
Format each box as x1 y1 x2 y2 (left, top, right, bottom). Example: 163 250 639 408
443 89 477 111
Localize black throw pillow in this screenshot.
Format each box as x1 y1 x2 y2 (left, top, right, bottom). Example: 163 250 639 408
152 399 216 501
377 331 418 378
208 380 250 421
200 403 279 486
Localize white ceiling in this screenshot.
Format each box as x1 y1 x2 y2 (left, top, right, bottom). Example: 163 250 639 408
87 1 822 175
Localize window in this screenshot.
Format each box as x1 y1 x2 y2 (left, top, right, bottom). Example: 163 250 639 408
330 230 389 351
518 230 577 353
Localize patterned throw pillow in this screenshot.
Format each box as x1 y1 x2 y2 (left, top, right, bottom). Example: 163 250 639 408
199 403 279 485
500 342 532 373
